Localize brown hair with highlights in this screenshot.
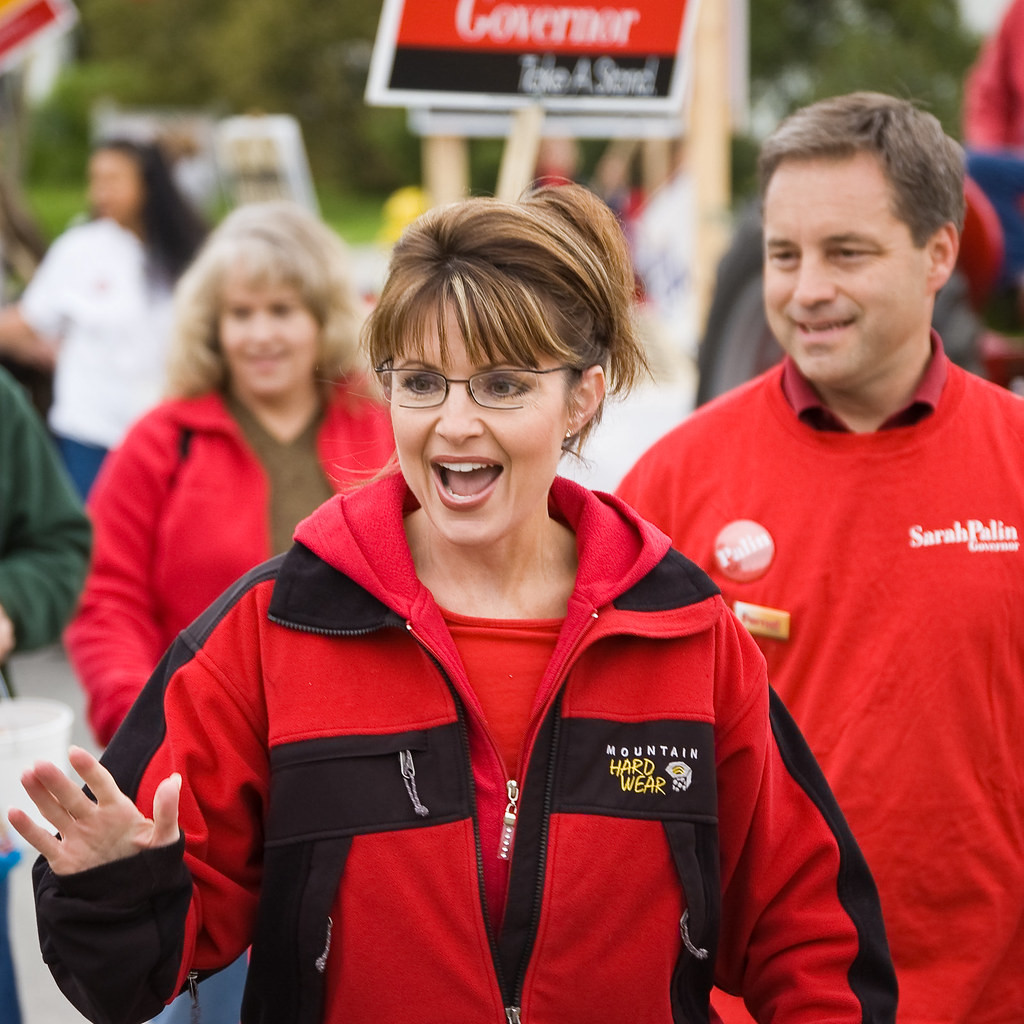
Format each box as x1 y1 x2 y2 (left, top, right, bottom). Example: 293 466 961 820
363 183 648 453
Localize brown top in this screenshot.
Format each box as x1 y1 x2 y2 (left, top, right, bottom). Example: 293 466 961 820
227 395 333 554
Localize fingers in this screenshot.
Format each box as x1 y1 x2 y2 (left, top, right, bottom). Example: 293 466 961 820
6 807 62 862
19 761 86 830
67 745 123 805
14 747 186 871
151 773 182 848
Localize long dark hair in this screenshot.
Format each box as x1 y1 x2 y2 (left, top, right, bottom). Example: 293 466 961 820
93 137 208 281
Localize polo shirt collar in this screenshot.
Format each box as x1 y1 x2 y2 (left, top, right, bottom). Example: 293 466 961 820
780 330 947 431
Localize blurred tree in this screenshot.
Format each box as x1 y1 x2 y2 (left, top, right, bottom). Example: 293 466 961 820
21 0 984 201
737 0 981 197
61 0 419 194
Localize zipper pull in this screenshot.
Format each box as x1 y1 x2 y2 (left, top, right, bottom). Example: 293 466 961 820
187 970 199 1024
506 1006 522 1023
399 749 429 816
498 779 519 860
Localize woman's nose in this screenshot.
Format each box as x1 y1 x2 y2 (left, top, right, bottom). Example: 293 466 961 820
435 381 483 437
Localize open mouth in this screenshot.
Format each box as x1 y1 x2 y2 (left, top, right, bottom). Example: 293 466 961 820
435 461 503 498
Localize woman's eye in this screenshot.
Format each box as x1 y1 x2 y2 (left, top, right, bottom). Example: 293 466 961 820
400 373 444 396
481 373 530 400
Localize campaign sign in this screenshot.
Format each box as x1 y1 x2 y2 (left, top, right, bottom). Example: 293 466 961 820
0 0 76 72
366 0 698 114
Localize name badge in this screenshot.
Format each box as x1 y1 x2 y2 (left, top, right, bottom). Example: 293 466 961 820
732 600 790 641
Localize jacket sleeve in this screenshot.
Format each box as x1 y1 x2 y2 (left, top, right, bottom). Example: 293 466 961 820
64 412 181 745
33 837 192 1024
710 608 897 1022
0 370 91 652
36 588 271 1024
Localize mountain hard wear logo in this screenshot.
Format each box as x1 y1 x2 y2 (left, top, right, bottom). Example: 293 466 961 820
607 745 697 796
714 519 775 582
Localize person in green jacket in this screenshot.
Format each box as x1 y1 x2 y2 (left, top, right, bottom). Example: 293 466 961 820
0 363 91 668
0 361 90 1024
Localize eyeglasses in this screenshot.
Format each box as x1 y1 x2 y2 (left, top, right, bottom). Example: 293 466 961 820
375 365 573 410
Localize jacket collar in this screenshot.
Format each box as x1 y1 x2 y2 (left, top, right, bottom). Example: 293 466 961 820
293 474 668 607
277 474 718 638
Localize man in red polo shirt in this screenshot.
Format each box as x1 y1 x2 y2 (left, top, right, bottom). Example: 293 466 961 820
618 92 1024 1024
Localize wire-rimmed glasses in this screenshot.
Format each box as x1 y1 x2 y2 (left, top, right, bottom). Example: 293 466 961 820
375 365 572 410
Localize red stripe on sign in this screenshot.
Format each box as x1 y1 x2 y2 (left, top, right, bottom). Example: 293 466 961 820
0 0 59 57
396 0 688 57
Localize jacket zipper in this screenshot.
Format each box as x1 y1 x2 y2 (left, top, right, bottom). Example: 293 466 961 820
502 614 597 1020
453 701 516 1006
411 614 598 1024
406 624 515 1012
504 698 563 1021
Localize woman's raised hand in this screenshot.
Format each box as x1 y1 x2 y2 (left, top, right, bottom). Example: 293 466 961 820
6 745 182 875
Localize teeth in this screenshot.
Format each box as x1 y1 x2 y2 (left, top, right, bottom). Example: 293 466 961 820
437 462 491 472
802 319 848 331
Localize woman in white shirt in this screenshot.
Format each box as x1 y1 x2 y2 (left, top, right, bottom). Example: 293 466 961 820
0 138 207 497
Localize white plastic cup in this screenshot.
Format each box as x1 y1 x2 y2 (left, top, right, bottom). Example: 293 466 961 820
0 697 74 837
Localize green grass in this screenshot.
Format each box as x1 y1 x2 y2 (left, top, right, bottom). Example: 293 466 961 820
317 187 389 246
24 180 390 248
24 183 90 242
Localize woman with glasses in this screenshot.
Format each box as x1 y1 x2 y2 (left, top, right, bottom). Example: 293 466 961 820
10 184 895 1023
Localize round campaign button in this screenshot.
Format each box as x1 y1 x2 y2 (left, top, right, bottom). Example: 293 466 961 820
713 520 775 583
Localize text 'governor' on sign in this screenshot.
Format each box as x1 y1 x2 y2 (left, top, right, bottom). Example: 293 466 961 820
365 0 699 115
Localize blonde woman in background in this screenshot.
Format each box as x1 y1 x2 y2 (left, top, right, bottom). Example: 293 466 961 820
67 199 394 748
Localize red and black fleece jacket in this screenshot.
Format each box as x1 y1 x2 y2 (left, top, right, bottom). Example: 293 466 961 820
31 475 897 1024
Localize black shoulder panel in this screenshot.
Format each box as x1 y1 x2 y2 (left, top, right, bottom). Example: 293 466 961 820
103 557 286 798
613 547 720 613
267 542 401 634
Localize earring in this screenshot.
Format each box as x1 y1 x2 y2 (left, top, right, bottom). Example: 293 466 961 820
564 429 573 439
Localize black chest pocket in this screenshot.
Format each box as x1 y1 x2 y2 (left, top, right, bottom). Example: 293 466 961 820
266 723 471 846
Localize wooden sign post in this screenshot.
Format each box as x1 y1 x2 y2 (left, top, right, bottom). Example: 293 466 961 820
422 135 469 207
495 104 546 201
689 0 732 328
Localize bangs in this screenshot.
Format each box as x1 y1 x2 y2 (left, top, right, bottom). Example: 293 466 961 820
218 235 324 319
373 263 574 370
223 238 300 292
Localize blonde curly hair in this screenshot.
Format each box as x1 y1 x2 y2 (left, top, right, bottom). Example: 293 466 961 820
167 200 367 398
